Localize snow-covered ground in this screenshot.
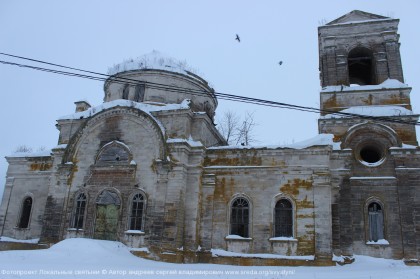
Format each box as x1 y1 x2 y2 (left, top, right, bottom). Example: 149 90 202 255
0 239 418 279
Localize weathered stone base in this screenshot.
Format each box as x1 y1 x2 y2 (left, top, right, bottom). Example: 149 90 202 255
0 241 49 251
404 259 420 266
131 249 335 266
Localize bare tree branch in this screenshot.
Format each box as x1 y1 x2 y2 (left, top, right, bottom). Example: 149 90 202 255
235 112 257 146
218 110 239 145
14 145 33 153
217 111 257 146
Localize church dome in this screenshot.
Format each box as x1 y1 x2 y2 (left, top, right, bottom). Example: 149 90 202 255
103 51 217 119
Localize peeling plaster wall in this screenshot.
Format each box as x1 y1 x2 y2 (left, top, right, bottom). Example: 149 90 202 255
201 147 332 258
0 157 52 240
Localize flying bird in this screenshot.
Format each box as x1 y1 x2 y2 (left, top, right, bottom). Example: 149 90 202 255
235 34 240 42
278 61 283 66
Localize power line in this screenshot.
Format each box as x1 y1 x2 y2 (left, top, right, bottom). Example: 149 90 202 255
0 52 419 126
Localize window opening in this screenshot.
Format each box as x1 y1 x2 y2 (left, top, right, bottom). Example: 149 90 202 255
129 193 144 230
73 193 87 229
348 47 375 85
96 142 130 164
230 198 249 237
134 84 145 102
122 84 129 100
360 145 382 164
274 199 293 237
18 197 32 228
368 202 384 242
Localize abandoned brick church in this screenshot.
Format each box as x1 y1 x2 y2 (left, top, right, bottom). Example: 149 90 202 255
1 10 419 265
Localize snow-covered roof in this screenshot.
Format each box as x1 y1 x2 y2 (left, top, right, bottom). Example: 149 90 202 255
208 134 341 151
58 99 192 137
326 18 395 26
321 105 414 119
166 137 203 147
58 99 191 121
107 50 201 78
324 10 392 26
74 99 91 105
8 150 52 158
321 79 409 93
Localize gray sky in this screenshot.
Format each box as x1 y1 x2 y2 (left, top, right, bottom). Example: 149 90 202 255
1 0 420 198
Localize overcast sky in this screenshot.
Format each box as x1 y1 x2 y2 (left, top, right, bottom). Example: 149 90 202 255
1 0 419 198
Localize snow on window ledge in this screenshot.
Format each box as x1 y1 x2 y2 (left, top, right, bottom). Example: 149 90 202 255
321 79 409 93
67 228 84 231
320 105 414 120
269 237 298 242
366 239 389 245
225 235 253 241
124 230 145 235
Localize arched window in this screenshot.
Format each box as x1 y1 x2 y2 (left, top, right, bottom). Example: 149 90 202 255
348 47 375 85
368 202 384 242
129 193 145 231
18 197 32 228
72 193 87 229
274 199 293 237
230 197 249 237
96 141 131 165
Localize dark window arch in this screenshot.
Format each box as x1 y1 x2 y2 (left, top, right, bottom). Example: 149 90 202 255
368 202 384 242
129 193 145 230
348 47 375 85
72 193 87 229
18 197 32 228
230 197 249 237
274 199 293 237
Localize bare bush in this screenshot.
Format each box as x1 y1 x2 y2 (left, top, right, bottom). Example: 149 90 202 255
14 145 33 153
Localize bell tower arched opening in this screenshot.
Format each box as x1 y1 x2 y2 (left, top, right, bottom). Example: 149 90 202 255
348 47 375 85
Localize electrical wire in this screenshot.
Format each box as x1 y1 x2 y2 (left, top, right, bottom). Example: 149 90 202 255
0 52 419 126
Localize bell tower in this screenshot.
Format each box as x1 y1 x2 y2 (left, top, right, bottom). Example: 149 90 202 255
317 10 418 146
318 10 404 87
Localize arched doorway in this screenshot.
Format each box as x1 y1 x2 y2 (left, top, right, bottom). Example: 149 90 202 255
94 190 121 240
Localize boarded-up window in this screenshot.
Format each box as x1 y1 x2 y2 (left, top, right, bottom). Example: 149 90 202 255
275 199 293 237
368 202 384 242
18 197 32 228
72 193 87 229
230 198 249 237
129 193 145 230
96 141 131 165
96 190 121 206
